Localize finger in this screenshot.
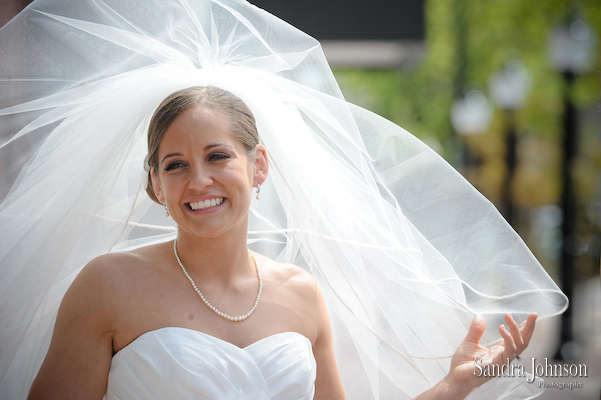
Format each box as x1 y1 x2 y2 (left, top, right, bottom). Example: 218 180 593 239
505 313 524 353
517 313 537 330
516 313 536 327
464 314 486 345
520 313 537 349
499 324 517 360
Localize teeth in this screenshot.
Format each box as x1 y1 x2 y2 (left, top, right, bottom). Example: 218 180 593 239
189 198 223 211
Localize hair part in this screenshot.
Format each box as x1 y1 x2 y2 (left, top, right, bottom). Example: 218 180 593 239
145 86 259 204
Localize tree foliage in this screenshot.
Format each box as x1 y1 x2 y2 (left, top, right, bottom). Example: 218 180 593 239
334 0 601 277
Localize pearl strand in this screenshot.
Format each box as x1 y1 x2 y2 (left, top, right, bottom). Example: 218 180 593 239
173 240 262 322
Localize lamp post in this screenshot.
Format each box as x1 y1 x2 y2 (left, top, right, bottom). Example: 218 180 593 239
548 7 596 361
488 59 531 227
450 89 492 173
451 89 493 136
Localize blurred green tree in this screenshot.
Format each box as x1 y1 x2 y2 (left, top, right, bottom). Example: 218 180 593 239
334 0 601 278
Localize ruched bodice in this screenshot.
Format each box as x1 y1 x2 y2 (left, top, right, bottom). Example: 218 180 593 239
105 327 316 400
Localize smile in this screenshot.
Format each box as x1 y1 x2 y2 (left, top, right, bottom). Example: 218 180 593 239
188 198 224 211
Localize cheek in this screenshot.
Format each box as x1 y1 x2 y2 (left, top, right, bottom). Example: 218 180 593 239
222 162 253 182
155 170 184 197
161 175 184 194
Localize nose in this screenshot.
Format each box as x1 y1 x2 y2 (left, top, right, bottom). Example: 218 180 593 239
187 164 213 190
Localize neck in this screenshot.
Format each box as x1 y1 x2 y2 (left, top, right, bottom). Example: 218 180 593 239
174 226 253 285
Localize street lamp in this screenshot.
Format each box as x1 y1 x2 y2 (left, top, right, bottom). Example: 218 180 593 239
450 89 493 172
451 89 493 136
548 6 597 361
549 11 596 74
488 59 532 227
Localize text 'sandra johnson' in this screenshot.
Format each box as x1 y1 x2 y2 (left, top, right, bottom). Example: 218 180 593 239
474 357 587 383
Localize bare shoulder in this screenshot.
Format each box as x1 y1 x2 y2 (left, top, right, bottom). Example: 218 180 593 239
81 244 159 273
74 244 164 289
61 243 169 327
28 243 175 399
29 250 150 399
253 253 327 340
77 251 140 281
61 252 142 321
254 253 320 294
252 254 345 398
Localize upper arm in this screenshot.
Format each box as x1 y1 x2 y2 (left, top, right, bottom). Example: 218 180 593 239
309 278 346 400
28 256 119 400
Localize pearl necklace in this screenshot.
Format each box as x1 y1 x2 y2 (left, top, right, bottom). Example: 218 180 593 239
173 240 262 322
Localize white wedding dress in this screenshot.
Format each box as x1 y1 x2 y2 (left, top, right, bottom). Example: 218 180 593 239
106 328 316 400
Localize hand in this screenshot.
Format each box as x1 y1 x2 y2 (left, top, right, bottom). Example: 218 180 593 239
447 313 537 391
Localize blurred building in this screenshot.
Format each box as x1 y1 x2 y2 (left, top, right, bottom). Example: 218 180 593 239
252 0 425 68
0 0 33 27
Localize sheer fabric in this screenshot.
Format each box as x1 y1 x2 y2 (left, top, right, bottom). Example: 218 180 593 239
0 0 567 399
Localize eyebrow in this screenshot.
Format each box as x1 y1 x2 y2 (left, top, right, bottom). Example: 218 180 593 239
160 143 233 163
161 152 183 163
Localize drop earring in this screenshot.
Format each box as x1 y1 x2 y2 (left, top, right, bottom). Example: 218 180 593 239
255 184 261 200
163 202 169 217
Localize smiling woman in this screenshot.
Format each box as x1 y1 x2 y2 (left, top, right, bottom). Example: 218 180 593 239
145 87 261 205
28 86 344 400
149 100 266 239
25 83 537 399
0 1 567 399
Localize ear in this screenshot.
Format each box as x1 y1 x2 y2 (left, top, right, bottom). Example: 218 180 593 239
150 168 166 204
253 144 269 187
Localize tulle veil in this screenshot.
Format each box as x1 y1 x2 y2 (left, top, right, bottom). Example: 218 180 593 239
0 0 567 398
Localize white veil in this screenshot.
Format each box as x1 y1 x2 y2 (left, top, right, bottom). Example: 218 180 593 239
0 0 567 399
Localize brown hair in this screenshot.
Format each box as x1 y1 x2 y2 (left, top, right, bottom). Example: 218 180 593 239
145 86 259 204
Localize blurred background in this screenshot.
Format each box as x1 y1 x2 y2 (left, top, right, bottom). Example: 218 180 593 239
2 0 600 398
254 1 601 398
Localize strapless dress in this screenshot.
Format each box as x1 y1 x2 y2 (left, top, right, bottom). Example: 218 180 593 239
105 327 316 399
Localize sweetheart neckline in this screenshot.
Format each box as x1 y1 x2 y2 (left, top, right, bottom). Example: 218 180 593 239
114 327 311 355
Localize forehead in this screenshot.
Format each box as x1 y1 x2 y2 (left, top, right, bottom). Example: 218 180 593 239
170 105 230 133
159 106 236 147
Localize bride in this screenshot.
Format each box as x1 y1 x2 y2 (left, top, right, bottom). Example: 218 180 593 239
0 0 566 398
26 86 535 399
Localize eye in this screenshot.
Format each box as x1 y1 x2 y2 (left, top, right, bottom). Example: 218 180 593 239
208 153 230 162
164 162 185 172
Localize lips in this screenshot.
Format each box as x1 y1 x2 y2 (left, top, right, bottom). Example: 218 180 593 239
187 197 224 211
